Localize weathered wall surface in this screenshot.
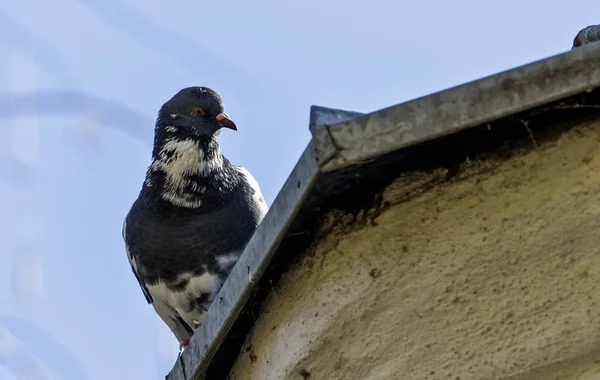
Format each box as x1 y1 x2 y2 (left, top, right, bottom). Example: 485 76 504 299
228 117 600 380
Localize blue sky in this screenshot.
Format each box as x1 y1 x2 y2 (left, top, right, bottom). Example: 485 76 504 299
0 1 597 379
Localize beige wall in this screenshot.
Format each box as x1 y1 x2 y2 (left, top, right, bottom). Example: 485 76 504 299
228 117 600 380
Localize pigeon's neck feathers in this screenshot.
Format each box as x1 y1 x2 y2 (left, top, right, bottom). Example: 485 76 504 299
143 128 238 209
150 135 223 177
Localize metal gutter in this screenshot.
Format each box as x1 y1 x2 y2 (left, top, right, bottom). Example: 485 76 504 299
313 43 600 172
167 41 600 380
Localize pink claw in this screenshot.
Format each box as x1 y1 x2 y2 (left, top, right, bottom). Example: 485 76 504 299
179 336 191 350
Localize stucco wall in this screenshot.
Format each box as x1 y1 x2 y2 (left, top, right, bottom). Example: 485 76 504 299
228 116 600 380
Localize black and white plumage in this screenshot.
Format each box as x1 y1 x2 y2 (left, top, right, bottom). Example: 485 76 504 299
122 87 268 348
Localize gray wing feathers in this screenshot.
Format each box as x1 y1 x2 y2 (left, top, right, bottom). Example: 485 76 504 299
122 217 153 304
152 299 193 342
234 165 269 217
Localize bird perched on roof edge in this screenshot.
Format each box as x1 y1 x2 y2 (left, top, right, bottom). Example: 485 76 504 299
122 86 268 349
572 25 600 49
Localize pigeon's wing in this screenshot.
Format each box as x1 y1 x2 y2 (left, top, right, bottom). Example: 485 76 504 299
123 217 193 342
122 216 153 304
152 299 194 343
234 165 269 216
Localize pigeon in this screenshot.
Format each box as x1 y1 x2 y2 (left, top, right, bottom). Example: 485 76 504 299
122 86 268 349
572 25 600 49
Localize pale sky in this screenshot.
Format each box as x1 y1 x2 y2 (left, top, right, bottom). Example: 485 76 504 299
0 1 597 379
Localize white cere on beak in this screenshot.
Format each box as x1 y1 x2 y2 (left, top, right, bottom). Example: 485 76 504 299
215 113 229 121
170 114 178 119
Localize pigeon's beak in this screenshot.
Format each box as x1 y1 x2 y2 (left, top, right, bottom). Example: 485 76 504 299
216 113 237 131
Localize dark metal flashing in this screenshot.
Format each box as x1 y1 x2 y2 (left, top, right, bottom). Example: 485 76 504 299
316 43 600 173
167 42 600 380
309 105 365 166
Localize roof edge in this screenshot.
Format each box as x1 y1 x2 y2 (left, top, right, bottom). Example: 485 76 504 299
167 41 600 380
319 42 600 172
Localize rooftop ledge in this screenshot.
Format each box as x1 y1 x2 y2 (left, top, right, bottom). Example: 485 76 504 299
167 41 600 380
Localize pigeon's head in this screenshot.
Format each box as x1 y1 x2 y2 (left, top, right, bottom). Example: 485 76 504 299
157 86 237 138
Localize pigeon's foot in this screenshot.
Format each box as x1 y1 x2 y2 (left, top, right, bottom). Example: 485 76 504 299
179 336 192 350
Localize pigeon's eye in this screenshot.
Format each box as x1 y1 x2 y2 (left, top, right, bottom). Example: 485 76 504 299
192 107 205 116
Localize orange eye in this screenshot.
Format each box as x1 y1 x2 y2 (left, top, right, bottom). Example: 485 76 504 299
192 107 205 116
